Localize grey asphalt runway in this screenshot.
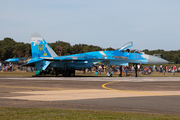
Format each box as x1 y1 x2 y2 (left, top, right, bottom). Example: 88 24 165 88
0 77 180 115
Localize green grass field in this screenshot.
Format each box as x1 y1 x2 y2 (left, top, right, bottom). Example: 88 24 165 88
0 107 180 120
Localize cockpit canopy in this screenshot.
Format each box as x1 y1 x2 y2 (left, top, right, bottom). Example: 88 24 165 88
119 41 133 51
134 49 141 53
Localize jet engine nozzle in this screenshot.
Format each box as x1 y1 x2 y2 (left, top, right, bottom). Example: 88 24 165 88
19 58 31 65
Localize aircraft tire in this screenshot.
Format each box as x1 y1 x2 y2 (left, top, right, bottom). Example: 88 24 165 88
71 70 75 76
62 70 71 77
107 72 112 77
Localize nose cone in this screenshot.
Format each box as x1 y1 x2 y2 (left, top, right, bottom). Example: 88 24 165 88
148 55 169 64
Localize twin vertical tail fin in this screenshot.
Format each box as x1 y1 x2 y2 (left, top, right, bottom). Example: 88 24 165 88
30 32 58 58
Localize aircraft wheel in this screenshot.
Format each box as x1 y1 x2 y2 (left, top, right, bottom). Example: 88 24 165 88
62 70 71 77
107 72 112 77
71 70 75 76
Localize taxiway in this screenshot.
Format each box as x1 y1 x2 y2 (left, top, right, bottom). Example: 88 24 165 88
0 77 180 115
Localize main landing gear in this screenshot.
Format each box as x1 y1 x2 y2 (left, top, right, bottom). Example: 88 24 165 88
53 68 75 77
62 70 75 77
118 64 138 77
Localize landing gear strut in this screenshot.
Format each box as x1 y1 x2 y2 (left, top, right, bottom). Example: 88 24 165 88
62 70 75 77
62 70 70 77
119 66 122 77
135 64 138 77
106 67 113 77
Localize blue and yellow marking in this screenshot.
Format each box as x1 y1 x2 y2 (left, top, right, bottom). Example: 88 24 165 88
44 51 47 56
38 44 43 51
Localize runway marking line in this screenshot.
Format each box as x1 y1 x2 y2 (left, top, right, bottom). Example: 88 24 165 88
0 86 67 91
102 81 176 96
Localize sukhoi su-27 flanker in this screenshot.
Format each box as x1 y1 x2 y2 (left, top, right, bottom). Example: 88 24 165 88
6 33 168 77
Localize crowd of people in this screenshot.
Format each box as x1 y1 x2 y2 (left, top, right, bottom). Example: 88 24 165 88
139 64 180 75
0 62 14 72
0 62 34 72
0 61 180 76
90 64 180 76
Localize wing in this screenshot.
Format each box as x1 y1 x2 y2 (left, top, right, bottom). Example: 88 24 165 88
101 60 129 66
40 56 90 61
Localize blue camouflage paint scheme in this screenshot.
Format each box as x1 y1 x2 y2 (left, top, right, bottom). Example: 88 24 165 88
31 39 53 58
6 33 168 71
6 58 19 63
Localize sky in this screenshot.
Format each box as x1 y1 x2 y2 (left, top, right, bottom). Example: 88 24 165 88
0 0 180 51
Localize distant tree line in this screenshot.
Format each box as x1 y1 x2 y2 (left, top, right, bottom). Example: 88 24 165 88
0 37 180 63
142 49 180 64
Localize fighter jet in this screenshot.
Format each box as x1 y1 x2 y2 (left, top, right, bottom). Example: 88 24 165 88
6 32 168 76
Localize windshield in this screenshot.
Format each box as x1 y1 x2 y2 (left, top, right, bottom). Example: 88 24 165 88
119 41 133 51
134 49 141 53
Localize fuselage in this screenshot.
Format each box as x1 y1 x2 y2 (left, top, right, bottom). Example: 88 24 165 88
5 33 169 76
48 50 168 70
